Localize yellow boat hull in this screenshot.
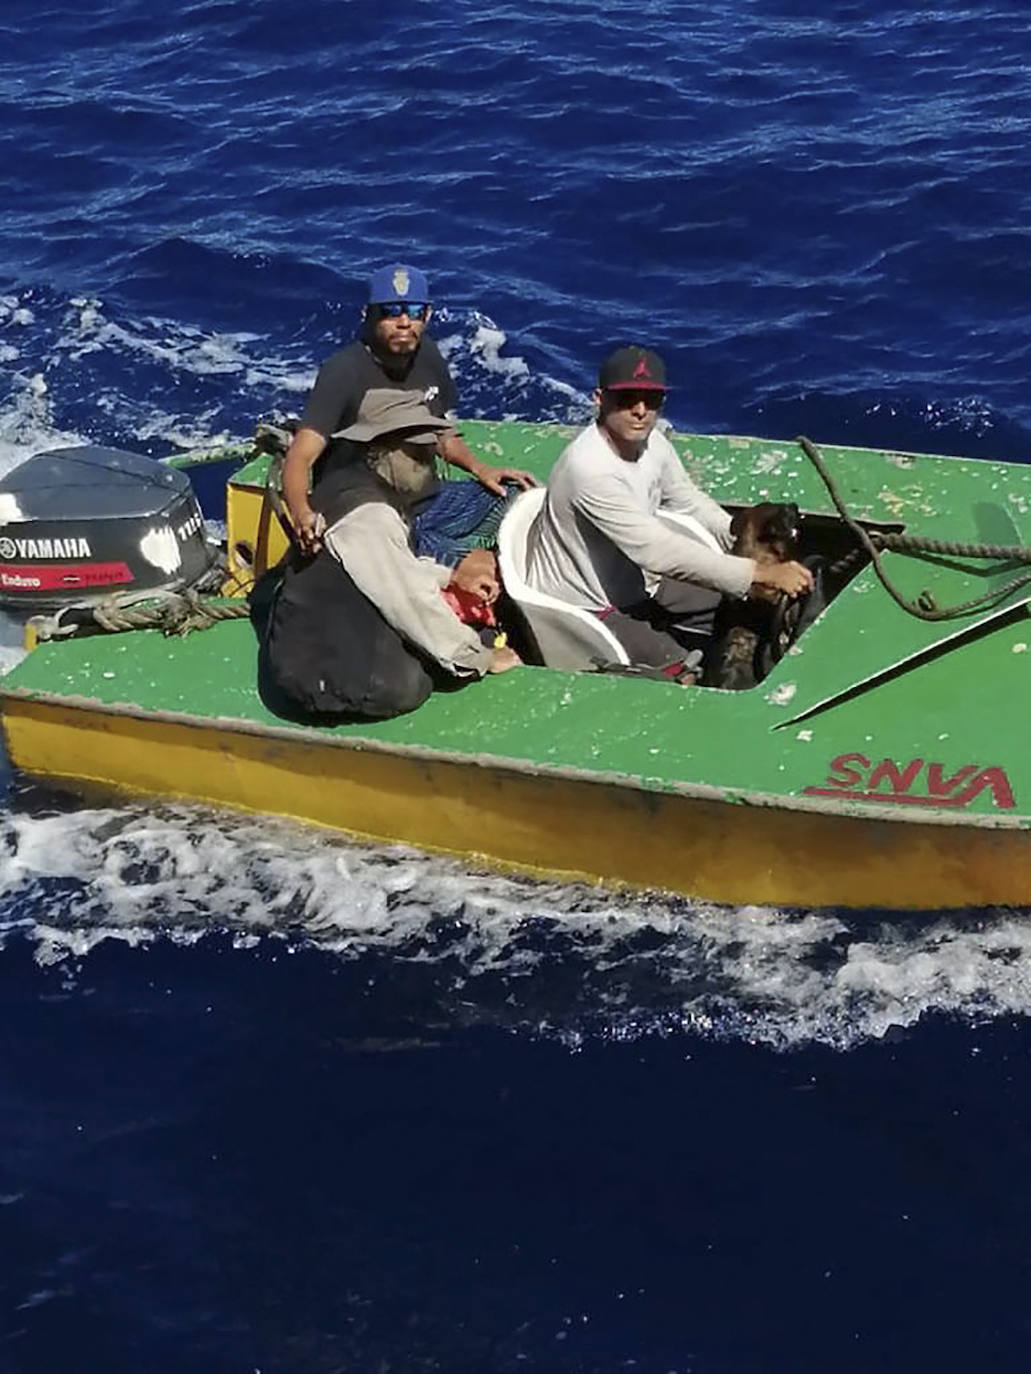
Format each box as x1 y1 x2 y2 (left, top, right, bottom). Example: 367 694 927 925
5 693 1029 911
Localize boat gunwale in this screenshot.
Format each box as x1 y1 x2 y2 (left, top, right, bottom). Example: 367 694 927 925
3 683 1027 835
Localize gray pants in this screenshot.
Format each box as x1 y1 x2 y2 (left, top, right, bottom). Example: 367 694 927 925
600 579 721 670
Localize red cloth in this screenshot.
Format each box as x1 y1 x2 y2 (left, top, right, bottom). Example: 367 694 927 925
441 586 497 627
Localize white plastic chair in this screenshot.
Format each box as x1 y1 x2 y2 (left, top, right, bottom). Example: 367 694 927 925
497 488 629 671
497 488 728 671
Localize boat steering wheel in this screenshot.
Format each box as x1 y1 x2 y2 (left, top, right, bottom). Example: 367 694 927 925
754 555 828 682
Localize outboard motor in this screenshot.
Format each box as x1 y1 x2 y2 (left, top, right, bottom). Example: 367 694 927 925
0 446 218 610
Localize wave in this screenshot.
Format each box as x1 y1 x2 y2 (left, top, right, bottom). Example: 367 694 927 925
5 283 1030 487
0 286 589 475
2 795 1030 1052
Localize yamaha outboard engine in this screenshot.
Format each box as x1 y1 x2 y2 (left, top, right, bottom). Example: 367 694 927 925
0 446 218 609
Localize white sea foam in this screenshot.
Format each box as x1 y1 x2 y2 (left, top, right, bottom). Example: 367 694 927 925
0 299 35 329
0 371 87 479
54 296 316 399
469 322 531 380
0 288 316 461
1 800 1029 1050
2 289 586 461
0 609 29 676
93 396 236 451
436 310 591 423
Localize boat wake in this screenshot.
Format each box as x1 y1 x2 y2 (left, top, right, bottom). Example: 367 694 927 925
4 285 1031 1055
1 795 1029 1052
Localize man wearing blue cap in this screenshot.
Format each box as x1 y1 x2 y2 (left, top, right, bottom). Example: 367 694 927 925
283 262 534 554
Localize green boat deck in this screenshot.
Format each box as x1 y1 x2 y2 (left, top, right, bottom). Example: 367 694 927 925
6 422 1031 826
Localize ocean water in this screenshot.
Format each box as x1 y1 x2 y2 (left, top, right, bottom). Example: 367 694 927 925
3 2 1031 1370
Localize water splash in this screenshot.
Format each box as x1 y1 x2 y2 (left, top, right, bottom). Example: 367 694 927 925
0 367 87 479
0 287 593 468
2 796 1029 1051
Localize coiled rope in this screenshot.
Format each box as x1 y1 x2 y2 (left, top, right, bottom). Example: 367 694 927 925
798 435 1031 621
31 588 251 642
90 590 250 636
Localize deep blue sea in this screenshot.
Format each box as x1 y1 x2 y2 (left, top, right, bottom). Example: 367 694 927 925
3 3 1031 1370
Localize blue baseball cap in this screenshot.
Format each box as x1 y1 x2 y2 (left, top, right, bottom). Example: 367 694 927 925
367 263 430 305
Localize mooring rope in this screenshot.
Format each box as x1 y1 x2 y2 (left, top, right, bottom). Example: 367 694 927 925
797 435 1031 620
871 531 1031 561
32 589 251 642
90 590 251 636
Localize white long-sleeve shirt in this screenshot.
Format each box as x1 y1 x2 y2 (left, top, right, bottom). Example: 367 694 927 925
525 422 754 611
324 504 493 677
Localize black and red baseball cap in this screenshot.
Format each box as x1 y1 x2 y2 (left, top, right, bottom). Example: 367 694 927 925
598 346 668 392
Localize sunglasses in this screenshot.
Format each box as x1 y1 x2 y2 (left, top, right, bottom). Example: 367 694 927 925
376 302 430 320
608 388 665 409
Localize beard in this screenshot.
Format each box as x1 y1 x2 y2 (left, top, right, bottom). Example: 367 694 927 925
367 444 437 496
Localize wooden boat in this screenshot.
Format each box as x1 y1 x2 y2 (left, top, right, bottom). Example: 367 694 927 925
2 419 1031 912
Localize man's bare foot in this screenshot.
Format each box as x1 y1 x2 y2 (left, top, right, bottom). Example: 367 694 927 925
487 645 522 674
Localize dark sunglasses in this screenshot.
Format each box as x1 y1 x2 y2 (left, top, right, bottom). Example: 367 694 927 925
376 302 429 320
608 388 665 409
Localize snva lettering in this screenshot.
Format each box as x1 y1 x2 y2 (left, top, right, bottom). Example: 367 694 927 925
804 753 1015 810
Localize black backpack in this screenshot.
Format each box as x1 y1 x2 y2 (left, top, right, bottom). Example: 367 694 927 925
256 548 433 721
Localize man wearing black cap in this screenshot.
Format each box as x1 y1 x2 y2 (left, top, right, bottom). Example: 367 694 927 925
526 346 812 676
282 262 533 554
